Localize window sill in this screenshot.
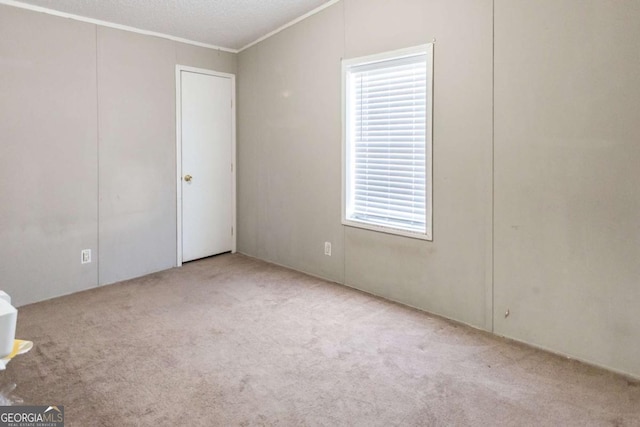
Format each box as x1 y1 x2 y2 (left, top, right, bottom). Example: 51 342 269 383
342 219 432 241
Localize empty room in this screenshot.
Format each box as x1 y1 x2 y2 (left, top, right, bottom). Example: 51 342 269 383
1 0 639 425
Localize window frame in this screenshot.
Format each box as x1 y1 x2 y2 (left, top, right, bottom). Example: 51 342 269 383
341 44 434 241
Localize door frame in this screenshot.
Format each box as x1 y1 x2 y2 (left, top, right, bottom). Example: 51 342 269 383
175 65 236 267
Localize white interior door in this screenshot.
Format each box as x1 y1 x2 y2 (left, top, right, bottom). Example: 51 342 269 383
178 68 235 263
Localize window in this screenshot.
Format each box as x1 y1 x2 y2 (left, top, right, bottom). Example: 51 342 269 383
342 44 433 240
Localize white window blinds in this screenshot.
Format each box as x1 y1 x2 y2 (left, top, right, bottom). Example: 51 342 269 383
344 50 430 236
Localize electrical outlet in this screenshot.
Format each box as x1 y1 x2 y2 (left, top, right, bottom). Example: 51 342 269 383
324 241 332 256
81 249 91 264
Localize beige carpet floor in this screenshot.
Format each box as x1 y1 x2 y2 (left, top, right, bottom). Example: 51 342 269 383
3 253 639 426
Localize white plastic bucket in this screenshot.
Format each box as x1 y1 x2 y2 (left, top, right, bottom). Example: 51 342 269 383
0 299 17 358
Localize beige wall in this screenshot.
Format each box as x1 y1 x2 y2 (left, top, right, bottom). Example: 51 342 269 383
0 7 98 306
0 5 237 305
343 0 494 329
238 0 494 329
97 28 177 285
494 0 640 377
238 0 640 378
237 3 346 284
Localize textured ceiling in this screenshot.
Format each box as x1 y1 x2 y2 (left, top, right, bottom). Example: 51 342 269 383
10 0 332 51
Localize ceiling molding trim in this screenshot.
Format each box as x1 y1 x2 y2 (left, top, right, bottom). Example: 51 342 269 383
0 0 238 53
238 0 342 53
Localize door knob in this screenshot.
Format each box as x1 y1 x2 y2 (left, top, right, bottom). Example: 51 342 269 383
184 174 192 182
